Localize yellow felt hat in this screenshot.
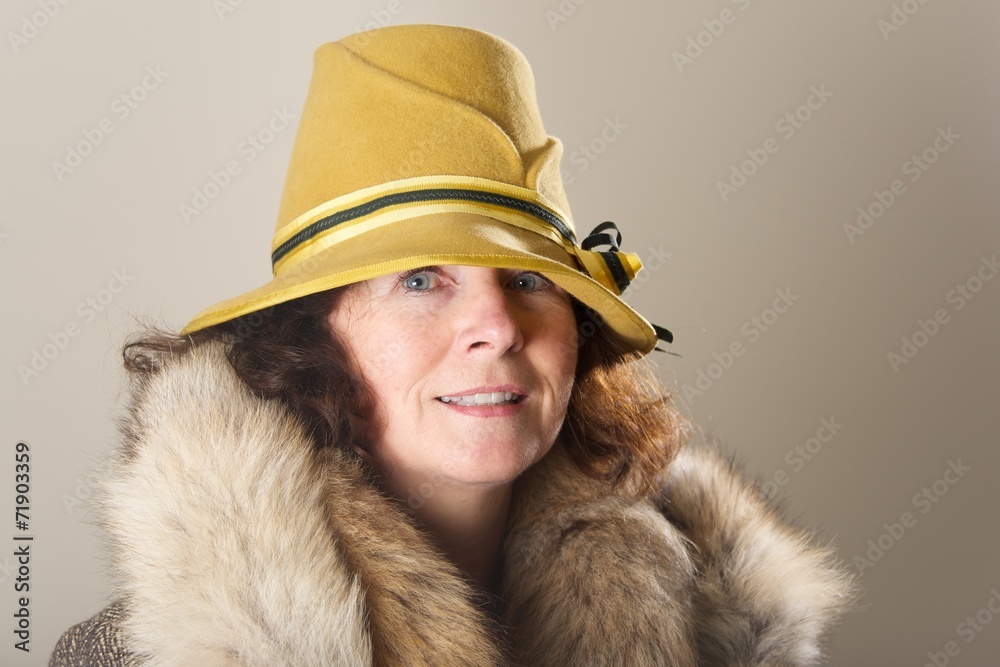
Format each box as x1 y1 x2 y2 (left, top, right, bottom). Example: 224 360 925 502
182 24 669 354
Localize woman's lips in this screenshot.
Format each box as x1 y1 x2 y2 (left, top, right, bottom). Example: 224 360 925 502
435 386 527 416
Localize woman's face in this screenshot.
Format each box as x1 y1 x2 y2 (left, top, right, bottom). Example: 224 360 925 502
328 264 578 492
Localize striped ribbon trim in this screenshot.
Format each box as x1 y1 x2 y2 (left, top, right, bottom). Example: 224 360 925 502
268 176 657 312
272 186 577 267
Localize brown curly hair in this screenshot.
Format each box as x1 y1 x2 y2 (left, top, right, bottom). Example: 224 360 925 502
124 291 687 497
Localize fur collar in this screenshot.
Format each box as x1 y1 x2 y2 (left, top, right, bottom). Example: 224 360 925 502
98 341 854 666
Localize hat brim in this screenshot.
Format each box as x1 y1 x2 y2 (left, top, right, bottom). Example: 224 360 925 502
181 212 657 354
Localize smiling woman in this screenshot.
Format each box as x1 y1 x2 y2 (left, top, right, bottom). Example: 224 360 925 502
51 23 855 667
330 266 577 482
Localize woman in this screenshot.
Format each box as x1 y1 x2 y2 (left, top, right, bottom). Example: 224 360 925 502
51 24 854 666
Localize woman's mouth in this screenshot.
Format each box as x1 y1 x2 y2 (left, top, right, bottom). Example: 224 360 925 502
437 392 524 407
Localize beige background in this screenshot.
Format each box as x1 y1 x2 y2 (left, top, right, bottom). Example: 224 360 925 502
3 0 998 664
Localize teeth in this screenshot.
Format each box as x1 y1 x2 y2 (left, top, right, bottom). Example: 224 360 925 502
440 392 518 406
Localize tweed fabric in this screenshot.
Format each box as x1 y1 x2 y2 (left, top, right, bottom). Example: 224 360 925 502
49 602 136 667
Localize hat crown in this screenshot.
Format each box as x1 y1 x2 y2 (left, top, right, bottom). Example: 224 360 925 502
275 24 573 237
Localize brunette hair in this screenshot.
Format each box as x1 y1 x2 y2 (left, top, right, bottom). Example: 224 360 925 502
123 292 686 496
561 302 688 496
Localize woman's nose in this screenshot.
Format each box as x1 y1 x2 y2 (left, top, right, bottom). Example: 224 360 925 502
454 274 524 356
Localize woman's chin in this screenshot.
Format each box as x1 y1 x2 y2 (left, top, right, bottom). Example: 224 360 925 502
433 440 551 487
370 429 559 495
440 454 535 487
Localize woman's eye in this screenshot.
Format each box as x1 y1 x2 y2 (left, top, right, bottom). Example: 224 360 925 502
402 271 437 291
511 272 549 292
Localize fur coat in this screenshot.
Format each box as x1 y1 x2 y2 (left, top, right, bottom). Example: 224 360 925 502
51 341 855 666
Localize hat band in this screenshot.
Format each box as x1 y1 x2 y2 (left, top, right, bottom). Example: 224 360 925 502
270 175 641 296
272 187 577 268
